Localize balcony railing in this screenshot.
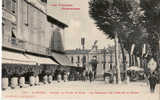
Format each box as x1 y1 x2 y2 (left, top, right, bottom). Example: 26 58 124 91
2 35 51 56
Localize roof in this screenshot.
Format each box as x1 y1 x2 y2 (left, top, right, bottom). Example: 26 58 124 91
51 52 76 66
65 49 107 54
65 49 89 54
47 15 68 29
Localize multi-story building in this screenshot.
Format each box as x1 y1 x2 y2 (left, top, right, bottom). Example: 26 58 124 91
65 46 110 78
65 44 127 79
2 0 74 89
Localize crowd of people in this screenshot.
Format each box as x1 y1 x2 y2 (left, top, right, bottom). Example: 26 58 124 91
53 69 96 83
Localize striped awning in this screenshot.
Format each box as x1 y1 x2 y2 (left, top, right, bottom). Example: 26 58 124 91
2 50 36 65
52 52 76 66
27 54 58 65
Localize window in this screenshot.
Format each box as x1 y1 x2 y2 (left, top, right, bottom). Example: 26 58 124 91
77 56 80 63
23 1 28 25
110 64 112 70
52 28 64 52
2 0 5 7
2 23 4 35
11 27 16 45
2 22 5 41
82 56 86 63
12 0 16 13
93 56 97 60
6 0 12 11
71 56 74 63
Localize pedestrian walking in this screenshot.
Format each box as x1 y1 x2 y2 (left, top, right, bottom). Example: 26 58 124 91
147 58 158 93
89 71 93 83
148 72 157 93
85 71 89 80
93 71 96 80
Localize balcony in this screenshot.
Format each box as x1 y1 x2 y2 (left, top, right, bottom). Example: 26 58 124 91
2 35 51 56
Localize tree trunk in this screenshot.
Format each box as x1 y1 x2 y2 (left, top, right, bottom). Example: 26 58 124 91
114 33 121 84
119 38 127 80
158 40 160 67
134 55 138 66
158 40 160 51
131 55 135 66
130 44 135 66
137 57 141 67
129 52 132 66
140 57 143 68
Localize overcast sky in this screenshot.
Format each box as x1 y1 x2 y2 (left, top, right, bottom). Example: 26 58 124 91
47 0 114 50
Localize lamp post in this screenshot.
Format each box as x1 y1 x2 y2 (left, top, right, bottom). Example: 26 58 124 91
81 37 85 50
81 37 86 70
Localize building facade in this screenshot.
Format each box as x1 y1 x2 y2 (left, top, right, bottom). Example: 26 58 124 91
65 44 127 78
65 46 111 77
2 0 74 89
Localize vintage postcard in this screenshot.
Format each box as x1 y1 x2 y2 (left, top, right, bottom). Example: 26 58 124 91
1 0 160 100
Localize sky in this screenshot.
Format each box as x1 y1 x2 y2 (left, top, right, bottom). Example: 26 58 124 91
47 0 114 50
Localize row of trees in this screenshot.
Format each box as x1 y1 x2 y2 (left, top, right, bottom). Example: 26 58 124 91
89 0 160 83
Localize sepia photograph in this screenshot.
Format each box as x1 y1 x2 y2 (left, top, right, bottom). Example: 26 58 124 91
1 0 160 100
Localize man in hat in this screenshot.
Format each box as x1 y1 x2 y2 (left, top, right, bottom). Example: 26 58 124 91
148 72 157 93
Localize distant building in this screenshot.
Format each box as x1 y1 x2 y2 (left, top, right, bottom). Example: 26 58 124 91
65 46 113 77
65 44 128 78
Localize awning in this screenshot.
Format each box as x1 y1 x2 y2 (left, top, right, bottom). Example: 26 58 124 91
2 50 36 65
52 52 75 66
27 54 58 65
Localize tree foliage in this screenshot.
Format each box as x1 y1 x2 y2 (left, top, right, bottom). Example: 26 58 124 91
140 0 160 58
89 0 149 57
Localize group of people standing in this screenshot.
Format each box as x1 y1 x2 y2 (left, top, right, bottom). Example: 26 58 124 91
82 70 96 82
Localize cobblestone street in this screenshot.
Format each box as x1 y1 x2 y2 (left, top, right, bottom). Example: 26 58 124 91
2 81 160 100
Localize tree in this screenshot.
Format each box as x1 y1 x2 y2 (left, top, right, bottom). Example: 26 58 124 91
89 0 136 84
140 0 160 66
89 0 150 83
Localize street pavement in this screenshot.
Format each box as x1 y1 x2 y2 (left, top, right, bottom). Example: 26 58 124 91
2 81 160 100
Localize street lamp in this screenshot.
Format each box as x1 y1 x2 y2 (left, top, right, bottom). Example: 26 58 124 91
81 37 86 70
